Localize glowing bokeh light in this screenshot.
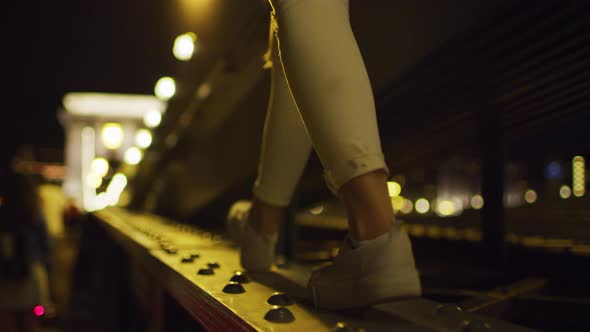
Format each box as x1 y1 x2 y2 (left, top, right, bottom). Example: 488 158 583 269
135 129 153 149
95 192 109 210
109 173 128 193
524 189 537 204
173 32 197 61
391 196 405 211
387 181 401 197
101 123 123 150
33 305 45 317
124 147 143 165
144 110 162 128
90 158 109 177
400 199 413 214
436 200 456 216
572 156 585 197
154 77 176 100
415 198 430 214
470 194 484 209
559 185 572 199
86 172 103 189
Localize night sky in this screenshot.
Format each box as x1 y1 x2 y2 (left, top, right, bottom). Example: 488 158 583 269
6 1 178 157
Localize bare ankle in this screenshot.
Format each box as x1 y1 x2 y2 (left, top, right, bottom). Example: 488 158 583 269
249 198 284 235
339 170 395 241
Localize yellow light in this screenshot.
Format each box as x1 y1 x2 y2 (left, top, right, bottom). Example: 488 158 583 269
91 158 109 177
154 77 176 100
391 196 404 211
86 172 102 189
470 195 484 210
173 32 197 61
101 123 124 150
124 147 143 165
94 192 109 210
309 205 324 215
415 198 430 214
387 181 401 197
436 200 456 216
135 129 152 149
524 189 537 204
559 185 572 199
400 199 413 214
63 92 166 119
572 155 585 197
108 173 127 194
144 110 162 128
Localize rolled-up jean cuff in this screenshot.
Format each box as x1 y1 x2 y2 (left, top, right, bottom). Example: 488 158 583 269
324 153 390 194
252 183 292 207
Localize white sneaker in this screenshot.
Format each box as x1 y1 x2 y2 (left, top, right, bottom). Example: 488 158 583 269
308 223 422 309
226 200 278 272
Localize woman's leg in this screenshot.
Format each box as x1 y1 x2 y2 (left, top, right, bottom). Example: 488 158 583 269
273 0 393 240
272 0 421 309
226 8 313 271
250 15 313 236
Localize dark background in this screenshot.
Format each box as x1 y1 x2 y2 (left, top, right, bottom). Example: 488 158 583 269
5 1 178 155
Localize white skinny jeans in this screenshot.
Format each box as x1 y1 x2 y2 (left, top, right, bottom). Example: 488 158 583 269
253 0 389 207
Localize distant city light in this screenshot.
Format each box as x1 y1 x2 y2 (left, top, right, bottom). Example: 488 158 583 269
436 200 456 216
559 185 572 199
105 173 128 207
524 189 537 204
391 196 405 211
94 192 109 210
545 161 562 179
101 123 124 150
135 129 153 149
109 173 128 193
400 199 413 214
154 76 176 100
572 156 585 197
387 181 401 197
470 194 484 210
90 157 109 177
144 110 162 128
33 305 45 317
415 198 430 214
173 32 197 61
124 147 143 165
86 172 103 189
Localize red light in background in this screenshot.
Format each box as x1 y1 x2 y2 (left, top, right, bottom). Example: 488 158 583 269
33 305 45 317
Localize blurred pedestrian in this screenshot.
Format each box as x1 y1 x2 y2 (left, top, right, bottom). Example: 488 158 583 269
0 153 52 332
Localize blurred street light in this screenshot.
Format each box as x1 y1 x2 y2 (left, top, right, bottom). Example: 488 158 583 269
101 123 123 150
124 147 143 165
154 77 176 100
135 129 153 149
144 110 162 128
173 32 197 61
